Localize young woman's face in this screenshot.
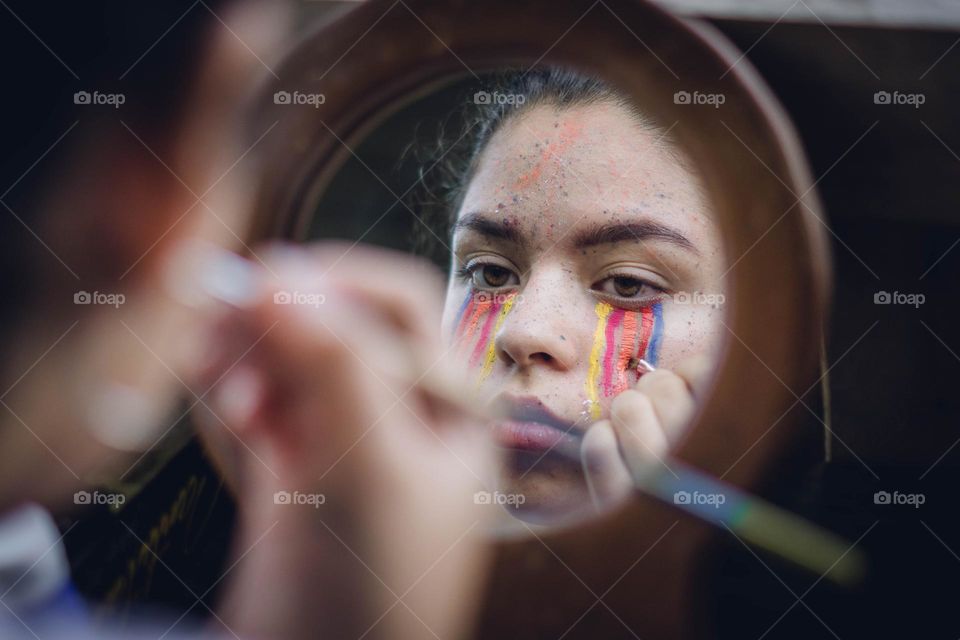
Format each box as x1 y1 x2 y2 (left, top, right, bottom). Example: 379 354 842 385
442 101 725 521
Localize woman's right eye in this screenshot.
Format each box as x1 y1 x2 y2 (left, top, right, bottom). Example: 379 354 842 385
464 263 519 290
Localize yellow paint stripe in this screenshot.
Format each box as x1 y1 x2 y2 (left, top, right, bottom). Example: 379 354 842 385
585 302 613 420
475 295 517 387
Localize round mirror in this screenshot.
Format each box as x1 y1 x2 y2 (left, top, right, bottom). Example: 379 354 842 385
234 0 830 635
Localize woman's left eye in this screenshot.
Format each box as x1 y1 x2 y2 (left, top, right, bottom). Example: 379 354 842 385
594 275 662 300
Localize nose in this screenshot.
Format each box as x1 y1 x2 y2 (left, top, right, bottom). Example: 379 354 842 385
495 271 578 371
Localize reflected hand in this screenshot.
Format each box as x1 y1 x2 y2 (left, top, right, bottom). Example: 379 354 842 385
581 353 712 510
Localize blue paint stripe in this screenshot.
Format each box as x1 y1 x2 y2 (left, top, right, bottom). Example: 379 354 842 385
645 301 664 366
450 291 472 339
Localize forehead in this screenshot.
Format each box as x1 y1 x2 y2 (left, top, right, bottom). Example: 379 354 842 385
457 102 712 242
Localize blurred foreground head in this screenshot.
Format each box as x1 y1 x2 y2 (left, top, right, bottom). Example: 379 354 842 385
0 1 288 511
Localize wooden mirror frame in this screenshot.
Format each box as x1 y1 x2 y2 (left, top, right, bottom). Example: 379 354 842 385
245 0 831 637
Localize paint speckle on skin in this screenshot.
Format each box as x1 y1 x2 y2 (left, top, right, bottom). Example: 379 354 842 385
512 118 585 191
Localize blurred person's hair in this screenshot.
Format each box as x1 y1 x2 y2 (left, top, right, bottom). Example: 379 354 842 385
0 1 230 336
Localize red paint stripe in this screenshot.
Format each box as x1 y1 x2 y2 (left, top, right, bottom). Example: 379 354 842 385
453 298 476 339
601 309 625 396
469 300 502 367
614 311 639 394
459 298 491 355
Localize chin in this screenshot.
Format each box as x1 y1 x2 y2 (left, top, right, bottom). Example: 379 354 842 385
495 449 593 524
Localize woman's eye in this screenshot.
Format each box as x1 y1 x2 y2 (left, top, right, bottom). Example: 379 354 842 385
471 264 516 289
612 276 642 297
594 274 660 300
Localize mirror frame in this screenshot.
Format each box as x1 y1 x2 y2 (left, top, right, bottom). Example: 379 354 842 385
245 0 831 637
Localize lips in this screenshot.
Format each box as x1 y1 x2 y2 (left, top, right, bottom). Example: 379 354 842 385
489 395 583 459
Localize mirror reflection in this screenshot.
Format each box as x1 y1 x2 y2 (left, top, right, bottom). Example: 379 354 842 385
303 66 727 525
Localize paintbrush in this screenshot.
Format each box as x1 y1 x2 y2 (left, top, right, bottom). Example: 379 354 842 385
629 359 865 587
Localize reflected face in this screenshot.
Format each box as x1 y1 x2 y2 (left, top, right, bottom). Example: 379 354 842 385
441 101 725 521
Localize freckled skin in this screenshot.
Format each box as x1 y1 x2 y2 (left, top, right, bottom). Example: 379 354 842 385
441 102 726 521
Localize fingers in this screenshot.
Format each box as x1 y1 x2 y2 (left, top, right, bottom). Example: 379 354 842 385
262 242 446 342
632 352 712 441
581 420 633 510
609 390 670 478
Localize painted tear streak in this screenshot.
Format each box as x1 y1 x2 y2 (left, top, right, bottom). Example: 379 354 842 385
450 291 473 341
585 302 614 420
601 308 625 397
612 309 639 395
469 298 503 368
644 302 664 367
454 296 493 357
476 294 517 387
585 300 664 419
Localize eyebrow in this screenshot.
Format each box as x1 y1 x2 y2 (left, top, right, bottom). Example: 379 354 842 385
453 212 698 254
453 212 524 245
572 220 698 253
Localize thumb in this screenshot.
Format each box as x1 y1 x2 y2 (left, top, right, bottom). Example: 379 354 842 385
581 420 634 511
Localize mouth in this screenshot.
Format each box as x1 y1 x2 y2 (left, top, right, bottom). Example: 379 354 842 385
489 395 584 459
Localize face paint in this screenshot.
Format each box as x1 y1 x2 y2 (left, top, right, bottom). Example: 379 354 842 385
452 291 517 386
585 302 614 420
449 290 473 343
453 295 493 354
476 294 516 386
635 302 664 368
584 300 664 420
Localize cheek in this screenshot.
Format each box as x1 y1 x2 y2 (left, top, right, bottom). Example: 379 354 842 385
654 304 723 365
583 301 664 419
451 291 517 385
